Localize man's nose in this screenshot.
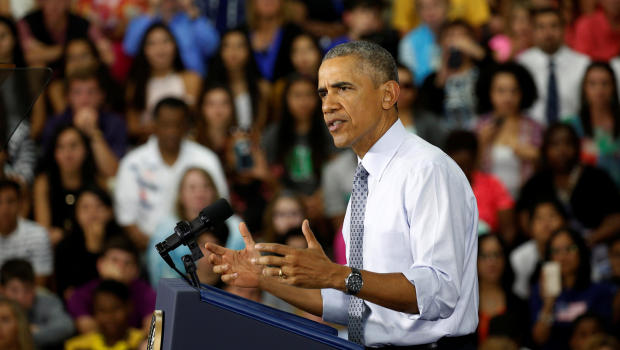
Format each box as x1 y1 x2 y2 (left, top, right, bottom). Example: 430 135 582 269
321 93 339 114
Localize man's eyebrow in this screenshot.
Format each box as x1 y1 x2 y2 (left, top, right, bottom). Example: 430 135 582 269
317 81 354 94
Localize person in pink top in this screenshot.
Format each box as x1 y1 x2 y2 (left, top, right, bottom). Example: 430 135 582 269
573 0 620 61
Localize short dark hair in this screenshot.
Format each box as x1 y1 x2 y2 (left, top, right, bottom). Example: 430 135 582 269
530 6 563 24
0 259 34 285
476 62 538 114
540 123 581 170
527 196 568 224
438 19 476 42
153 97 190 122
344 0 385 12
94 279 131 303
443 130 478 156
101 236 140 265
324 41 398 85
0 179 20 198
64 68 102 93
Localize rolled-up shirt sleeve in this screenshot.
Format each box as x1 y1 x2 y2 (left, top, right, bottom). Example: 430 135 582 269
321 288 349 325
401 162 474 320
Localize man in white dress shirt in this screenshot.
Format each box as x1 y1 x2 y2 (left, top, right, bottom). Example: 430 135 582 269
207 41 479 349
517 7 590 126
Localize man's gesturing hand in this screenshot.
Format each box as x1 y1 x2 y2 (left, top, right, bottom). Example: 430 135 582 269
253 220 346 289
205 222 262 287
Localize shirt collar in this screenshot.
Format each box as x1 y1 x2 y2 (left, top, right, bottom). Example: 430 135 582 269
359 119 408 180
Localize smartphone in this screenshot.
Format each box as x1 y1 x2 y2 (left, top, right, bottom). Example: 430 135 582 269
234 137 254 171
542 261 561 297
447 48 464 69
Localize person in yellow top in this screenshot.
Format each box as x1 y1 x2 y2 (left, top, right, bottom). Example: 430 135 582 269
392 0 490 35
65 280 144 350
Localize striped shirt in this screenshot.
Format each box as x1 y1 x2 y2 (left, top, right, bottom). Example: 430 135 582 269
0 218 52 276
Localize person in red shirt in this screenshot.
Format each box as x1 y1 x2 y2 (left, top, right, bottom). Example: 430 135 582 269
573 0 620 61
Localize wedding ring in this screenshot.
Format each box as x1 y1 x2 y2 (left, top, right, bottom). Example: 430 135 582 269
279 268 283 278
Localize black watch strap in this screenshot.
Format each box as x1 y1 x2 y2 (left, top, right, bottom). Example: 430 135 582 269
345 267 363 295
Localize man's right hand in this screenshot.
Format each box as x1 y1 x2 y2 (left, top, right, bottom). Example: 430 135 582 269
206 222 263 288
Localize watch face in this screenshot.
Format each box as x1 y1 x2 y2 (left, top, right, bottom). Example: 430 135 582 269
347 272 363 294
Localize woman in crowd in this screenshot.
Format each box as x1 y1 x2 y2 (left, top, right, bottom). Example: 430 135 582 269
33 125 100 245
0 297 34 350
476 62 542 198
566 62 620 188
194 84 238 161
207 28 270 131
126 23 201 143
260 190 306 244
147 167 243 287
0 16 25 67
477 233 528 346
54 186 123 301
530 228 614 349
488 2 532 63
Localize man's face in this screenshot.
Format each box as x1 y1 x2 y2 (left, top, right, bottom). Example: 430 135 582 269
532 13 564 54
93 292 129 342
0 188 19 234
68 79 103 111
318 56 386 154
1 279 35 310
154 106 187 153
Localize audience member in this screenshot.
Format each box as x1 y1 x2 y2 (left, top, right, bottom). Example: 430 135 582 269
530 228 614 349
444 130 516 243
65 280 144 350
399 0 449 86
147 167 242 286
511 197 568 299
114 97 228 250
0 16 25 67
42 70 127 177
67 236 155 334
55 186 124 301
123 0 219 76
477 234 528 346
566 62 620 188
206 28 271 131
0 259 74 349
517 7 590 126
125 23 201 143
33 125 100 245
286 0 345 40
488 2 532 63
584 333 620 350
0 296 35 350
475 62 542 198
572 0 620 61
0 180 52 286
194 84 237 160
419 20 487 131
195 0 246 35
260 191 305 244
570 313 606 350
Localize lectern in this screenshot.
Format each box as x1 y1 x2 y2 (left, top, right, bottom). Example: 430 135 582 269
151 278 363 350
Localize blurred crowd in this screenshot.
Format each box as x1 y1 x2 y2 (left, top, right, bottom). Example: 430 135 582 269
0 0 619 349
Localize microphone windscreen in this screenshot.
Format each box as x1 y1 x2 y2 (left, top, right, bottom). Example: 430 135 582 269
200 198 233 223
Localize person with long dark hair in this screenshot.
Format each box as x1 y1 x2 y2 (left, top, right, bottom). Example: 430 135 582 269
206 28 270 131
0 16 25 67
566 61 620 188
530 228 615 349
125 23 201 144
33 125 100 245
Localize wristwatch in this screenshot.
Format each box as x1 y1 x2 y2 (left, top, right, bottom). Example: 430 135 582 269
345 267 363 295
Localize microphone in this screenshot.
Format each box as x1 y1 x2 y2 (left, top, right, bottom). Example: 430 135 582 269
156 198 233 261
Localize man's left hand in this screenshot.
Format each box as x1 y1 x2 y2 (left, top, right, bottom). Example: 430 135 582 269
253 220 346 289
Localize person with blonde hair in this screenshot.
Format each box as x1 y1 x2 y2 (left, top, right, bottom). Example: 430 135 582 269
0 297 35 350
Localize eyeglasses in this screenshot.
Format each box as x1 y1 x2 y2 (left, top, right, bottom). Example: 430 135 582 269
550 244 578 256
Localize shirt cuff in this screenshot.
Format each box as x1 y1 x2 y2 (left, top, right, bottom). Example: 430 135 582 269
321 288 349 325
402 266 457 321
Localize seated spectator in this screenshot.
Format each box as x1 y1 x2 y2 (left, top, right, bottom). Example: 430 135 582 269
0 16 26 67
444 130 516 244
65 280 144 350
285 0 345 40
260 191 305 244
114 97 228 250
572 0 620 61
125 23 202 144
399 0 449 86
33 125 101 245
67 236 155 334
488 2 532 63
475 62 542 198
55 186 124 301
584 334 620 350
206 28 271 131
195 0 246 35
147 167 243 286
397 64 445 146
569 313 606 350
194 84 238 161
566 62 620 188
477 233 528 346
17 0 109 69
517 7 590 126
530 228 615 349
245 0 302 82
0 259 74 349
516 124 620 278
261 74 336 220
47 38 123 115
123 0 219 76
511 198 568 299
0 180 52 287
42 69 127 177
0 296 34 350
418 20 488 131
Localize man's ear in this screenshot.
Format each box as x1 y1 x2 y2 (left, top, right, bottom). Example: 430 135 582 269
381 81 400 110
